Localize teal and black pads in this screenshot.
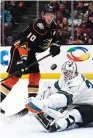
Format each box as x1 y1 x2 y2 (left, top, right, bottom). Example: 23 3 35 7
27 102 42 112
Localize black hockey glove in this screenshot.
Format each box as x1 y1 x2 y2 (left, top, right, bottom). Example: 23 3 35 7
50 43 60 57
17 57 28 75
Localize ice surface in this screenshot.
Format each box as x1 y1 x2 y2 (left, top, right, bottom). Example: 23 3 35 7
0 79 93 138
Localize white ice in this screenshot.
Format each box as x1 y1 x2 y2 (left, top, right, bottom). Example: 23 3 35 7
0 79 93 138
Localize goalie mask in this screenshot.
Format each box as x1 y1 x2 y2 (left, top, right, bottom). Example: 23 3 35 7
61 60 78 80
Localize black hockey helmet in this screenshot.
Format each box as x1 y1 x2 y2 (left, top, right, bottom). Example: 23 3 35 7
42 4 54 14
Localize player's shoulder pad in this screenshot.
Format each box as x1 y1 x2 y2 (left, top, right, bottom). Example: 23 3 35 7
33 18 48 35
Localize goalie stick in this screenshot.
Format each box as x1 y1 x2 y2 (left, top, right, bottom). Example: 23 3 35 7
4 106 68 124
5 107 43 124
4 108 29 124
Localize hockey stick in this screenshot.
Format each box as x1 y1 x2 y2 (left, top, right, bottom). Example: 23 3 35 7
5 108 43 124
0 53 51 83
1 108 29 124
5 106 68 124
7 108 29 123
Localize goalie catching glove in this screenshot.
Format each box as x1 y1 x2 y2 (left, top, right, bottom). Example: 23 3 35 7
50 43 60 57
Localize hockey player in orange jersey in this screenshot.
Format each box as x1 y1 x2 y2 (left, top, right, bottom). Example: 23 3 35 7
0 5 61 113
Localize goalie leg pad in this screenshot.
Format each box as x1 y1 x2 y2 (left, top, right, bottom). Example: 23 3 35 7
25 102 42 114
35 113 58 132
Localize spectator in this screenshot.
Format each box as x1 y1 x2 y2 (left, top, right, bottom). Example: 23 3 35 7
18 2 26 16
61 17 70 38
85 2 93 31
81 21 91 34
86 2 93 15
9 1 22 25
68 10 82 28
57 17 70 44
74 24 90 44
59 3 70 18
50 0 60 12
3 10 12 28
74 27 84 44
76 1 86 17
60 1 71 12
88 31 93 44
1 10 12 41
1 1 33 46
4 1 11 10
82 14 89 25
56 10 63 25
88 13 93 31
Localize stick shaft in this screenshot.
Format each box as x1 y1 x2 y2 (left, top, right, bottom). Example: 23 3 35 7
0 53 51 83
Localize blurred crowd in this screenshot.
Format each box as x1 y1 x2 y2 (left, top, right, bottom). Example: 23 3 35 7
49 0 93 44
1 1 32 44
1 1 93 45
